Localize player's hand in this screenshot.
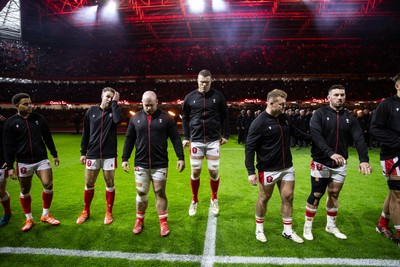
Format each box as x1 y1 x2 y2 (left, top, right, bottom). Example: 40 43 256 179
113 91 120 101
182 140 190 148
122 161 130 172
80 155 87 165
248 174 258 186
220 138 228 145
8 169 17 180
177 160 185 172
54 157 60 167
330 153 346 166
359 162 372 176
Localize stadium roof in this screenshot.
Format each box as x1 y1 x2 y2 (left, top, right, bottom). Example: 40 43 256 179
0 0 21 39
15 0 400 45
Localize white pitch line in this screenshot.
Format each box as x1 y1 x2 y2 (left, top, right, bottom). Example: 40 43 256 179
0 246 399 266
201 209 218 267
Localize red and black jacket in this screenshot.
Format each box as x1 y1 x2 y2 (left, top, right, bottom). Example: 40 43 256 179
181 89 230 143
3 112 58 168
122 109 184 169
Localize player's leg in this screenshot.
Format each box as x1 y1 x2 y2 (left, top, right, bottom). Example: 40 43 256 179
102 158 116 225
254 182 274 243
0 169 12 227
388 177 400 242
36 160 60 226
17 162 35 231
278 170 303 244
207 140 221 216
152 168 169 236
303 176 329 240
133 167 151 234
188 142 205 216
76 166 100 224
325 180 347 239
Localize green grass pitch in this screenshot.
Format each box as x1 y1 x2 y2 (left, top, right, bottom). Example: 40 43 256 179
0 133 399 266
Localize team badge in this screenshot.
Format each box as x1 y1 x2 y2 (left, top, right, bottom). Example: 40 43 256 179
159 119 162 123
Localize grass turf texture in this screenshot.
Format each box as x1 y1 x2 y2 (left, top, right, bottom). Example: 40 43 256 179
0 133 398 266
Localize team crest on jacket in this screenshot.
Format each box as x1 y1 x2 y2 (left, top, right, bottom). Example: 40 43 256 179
213 99 216 103
109 114 112 117
346 119 350 123
396 108 399 111
16 124 19 128
159 119 162 123
35 121 39 125
326 117 330 120
137 120 140 123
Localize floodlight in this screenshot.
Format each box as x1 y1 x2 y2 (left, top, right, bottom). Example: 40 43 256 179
212 0 227 12
188 0 205 13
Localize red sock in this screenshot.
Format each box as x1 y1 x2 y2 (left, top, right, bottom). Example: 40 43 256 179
305 208 317 219
377 215 390 228
106 190 115 213
190 178 200 203
84 189 95 212
1 195 11 214
20 194 32 214
42 191 53 209
159 211 168 224
136 211 145 222
210 178 220 201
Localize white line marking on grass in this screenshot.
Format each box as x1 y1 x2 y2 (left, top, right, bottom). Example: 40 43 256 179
0 246 399 266
201 210 218 267
0 247 201 262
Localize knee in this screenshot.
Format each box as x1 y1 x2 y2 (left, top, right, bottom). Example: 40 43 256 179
136 192 148 203
43 182 53 191
209 171 219 180
307 191 324 206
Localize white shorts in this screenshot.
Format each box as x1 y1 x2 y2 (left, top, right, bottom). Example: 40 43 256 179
0 168 8 182
86 158 116 171
258 167 295 186
134 166 168 183
380 157 400 178
310 161 346 183
190 141 220 158
17 159 52 178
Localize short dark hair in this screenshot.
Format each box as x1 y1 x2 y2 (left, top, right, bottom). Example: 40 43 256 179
328 84 345 93
198 69 212 78
392 73 400 83
11 93 30 105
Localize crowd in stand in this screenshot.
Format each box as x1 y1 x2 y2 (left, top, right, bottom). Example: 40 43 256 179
1 39 399 78
0 38 398 136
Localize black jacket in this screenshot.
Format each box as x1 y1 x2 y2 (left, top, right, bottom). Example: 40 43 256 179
370 95 400 160
122 109 184 169
310 106 369 167
81 101 124 159
182 89 230 143
245 111 310 175
3 112 58 168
